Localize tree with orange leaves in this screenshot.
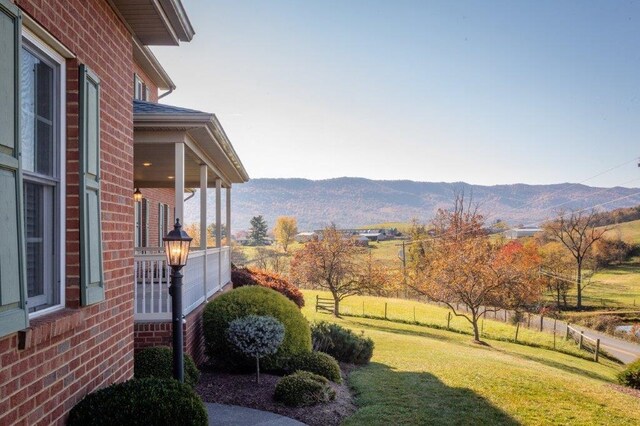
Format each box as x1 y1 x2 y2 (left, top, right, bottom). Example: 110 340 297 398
410 194 544 342
290 226 391 316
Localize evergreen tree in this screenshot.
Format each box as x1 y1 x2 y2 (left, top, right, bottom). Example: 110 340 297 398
249 215 268 246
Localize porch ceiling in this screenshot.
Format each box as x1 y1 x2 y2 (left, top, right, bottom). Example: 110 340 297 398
134 143 223 188
133 100 250 188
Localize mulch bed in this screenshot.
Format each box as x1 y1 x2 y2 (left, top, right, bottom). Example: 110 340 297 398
196 363 358 426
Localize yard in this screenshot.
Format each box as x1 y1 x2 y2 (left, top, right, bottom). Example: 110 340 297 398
301 291 640 425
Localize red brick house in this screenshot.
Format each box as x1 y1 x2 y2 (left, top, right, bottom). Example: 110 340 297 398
0 0 248 424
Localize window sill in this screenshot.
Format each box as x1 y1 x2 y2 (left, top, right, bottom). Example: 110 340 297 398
18 308 84 350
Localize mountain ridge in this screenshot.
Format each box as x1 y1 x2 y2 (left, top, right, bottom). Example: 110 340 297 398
182 177 640 232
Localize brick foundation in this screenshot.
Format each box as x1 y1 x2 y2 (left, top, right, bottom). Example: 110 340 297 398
133 282 233 366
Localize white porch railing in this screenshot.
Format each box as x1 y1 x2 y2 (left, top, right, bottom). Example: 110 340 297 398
134 246 232 321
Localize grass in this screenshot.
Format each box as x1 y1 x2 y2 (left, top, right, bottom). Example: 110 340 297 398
302 290 600 360
601 219 640 245
300 291 640 425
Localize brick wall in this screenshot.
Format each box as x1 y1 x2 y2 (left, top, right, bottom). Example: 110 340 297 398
140 188 175 247
133 62 159 102
0 1 136 424
133 282 233 366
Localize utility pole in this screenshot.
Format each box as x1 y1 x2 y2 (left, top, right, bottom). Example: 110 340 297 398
402 240 407 298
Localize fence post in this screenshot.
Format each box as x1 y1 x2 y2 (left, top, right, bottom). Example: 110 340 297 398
384 302 388 320
504 310 508 322
539 315 544 332
553 319 557 349
515 322 520 342
565 323 570 340
579 331 584 350
527 313 531 328
595 339 600 362
316 295 319 313
447 312 452 330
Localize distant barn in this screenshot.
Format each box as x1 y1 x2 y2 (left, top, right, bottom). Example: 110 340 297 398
503 228 542 239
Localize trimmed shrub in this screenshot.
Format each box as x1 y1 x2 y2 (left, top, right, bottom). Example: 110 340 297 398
67 378 207 426
134 346 200 388
232 266 305 308
204 286 311 370
618 359 640 389
227 315 285 382
289 351 342 383
311 321 374 365
274 371 336 407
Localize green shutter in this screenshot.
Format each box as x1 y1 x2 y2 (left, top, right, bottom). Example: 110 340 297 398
79 64 104 305
0 0 28 336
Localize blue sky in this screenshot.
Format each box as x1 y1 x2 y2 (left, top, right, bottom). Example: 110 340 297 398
153 0 640 187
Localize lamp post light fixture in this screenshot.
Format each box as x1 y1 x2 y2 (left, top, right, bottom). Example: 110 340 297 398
163 218 193 382
133 188 143 202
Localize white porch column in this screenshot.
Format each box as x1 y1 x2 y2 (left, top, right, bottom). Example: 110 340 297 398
200 165 208 299
226 187 231 246
215 178 222 247
200 165 208 250
226 186 232 281
174 143 185 226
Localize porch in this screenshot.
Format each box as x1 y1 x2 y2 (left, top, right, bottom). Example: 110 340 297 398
134 246 231 320
132 100 249 324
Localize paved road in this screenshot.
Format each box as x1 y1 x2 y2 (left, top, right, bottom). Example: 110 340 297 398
453 304 640 364
539 316 640 364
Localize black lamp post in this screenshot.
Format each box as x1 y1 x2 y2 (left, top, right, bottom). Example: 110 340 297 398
163 218 192 382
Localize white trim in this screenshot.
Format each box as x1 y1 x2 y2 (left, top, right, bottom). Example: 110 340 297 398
22 29 67 319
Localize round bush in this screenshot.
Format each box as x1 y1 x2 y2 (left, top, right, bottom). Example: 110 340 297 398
204 286 311 370
618 359 640 389
134 346 200 388
289 351 342 383
274 371 336 407
67 378 207 426
232 266 305 308
227 315 285 359
311 321 374 365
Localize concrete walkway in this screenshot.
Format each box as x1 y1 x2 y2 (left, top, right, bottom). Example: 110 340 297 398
206 403 306 426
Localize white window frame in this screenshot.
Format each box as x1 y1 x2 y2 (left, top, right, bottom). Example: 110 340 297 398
22 28 66 319
134 73 148 101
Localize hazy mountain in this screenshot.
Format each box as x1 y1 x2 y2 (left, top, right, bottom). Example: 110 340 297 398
183 177 640 232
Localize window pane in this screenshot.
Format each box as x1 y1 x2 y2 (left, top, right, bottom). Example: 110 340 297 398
24 182 44 299
20 49 36 173
20 46 55 177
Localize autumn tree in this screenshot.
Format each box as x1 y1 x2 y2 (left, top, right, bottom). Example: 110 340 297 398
407 194 549 342
539 242 574 307
248 215 268 246
496 240 544 317
543 210 608 308
290 226 388 316
273 216 298 253
409 194 506 342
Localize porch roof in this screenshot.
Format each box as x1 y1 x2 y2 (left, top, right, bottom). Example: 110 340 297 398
133 100 249 188
110 0 194 46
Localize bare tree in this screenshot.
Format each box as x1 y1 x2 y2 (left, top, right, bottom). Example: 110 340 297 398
543 210 608 309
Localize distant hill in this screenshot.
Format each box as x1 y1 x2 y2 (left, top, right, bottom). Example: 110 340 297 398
182 177 640 232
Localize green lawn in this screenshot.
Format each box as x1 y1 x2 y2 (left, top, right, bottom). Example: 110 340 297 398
300 291 640 425
302 290 598 360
